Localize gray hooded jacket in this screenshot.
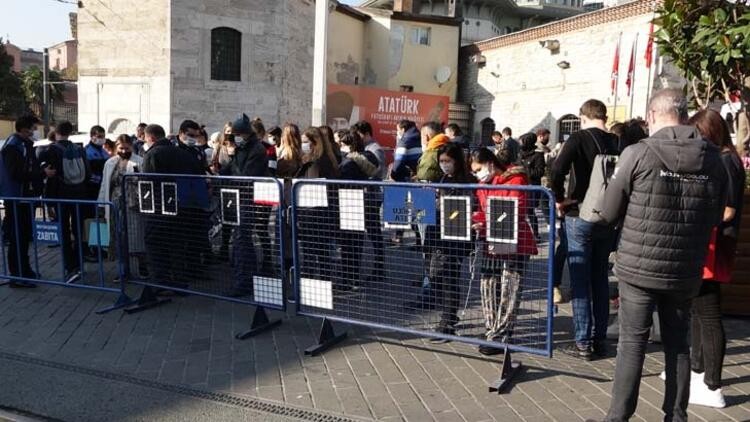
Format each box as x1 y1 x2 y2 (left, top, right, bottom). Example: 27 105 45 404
599 125 727 292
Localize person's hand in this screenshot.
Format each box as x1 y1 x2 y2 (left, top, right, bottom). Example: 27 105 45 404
44 167 57 178
471 222 484 232
556 199 576 217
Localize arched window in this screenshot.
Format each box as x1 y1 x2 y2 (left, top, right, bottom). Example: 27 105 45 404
558 114 581 143
211 27 241 81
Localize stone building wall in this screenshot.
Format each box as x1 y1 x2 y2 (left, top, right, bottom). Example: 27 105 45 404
170 0 315 133
77 0 172 134
458 0 684 144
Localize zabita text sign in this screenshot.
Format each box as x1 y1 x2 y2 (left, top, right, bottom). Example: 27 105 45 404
326 84 450 149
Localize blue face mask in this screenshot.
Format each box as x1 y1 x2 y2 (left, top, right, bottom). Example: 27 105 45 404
234 136 246 147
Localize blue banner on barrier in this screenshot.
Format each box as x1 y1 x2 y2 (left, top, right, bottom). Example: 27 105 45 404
33 220 61 244
383 186 436 225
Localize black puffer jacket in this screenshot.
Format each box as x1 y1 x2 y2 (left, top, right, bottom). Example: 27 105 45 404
599 125 728 292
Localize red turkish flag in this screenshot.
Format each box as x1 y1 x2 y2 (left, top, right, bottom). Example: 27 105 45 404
644 22 655 69
626 39 636 96
611 38 621 96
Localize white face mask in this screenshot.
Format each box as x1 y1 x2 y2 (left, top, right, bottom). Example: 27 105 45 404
234 136 246 147
92 137 105 146
340 145 351 154
142 143 151 152
183 137 197 147
301 142 312 154
475 167 491 182
439 162 454 175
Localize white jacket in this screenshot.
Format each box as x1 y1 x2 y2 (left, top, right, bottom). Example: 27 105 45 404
97 155 143 224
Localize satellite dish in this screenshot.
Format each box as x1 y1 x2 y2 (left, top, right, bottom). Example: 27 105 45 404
435 66 452 84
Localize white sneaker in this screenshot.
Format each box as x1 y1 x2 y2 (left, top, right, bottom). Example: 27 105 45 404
689 379 726 408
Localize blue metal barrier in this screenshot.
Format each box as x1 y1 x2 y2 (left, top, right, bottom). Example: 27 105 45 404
119 174 287 338
290 179 556 392
0 197 132 313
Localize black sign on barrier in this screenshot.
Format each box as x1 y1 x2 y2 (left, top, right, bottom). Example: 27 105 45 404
220 188 240 226
161 182 178 216
486 196 519 255
138 181 155 214
440 195 471 241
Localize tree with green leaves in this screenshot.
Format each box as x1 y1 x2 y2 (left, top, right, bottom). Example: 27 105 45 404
20 65 64 107
654 0 750 109
0 39 26 117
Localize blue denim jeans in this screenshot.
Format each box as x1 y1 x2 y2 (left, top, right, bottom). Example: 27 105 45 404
565 216 616 346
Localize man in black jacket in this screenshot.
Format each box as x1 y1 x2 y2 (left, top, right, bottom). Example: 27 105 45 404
223 113 269 296
1 115 42 287
597 89 727 422
551 99 619 360
142 124 204 289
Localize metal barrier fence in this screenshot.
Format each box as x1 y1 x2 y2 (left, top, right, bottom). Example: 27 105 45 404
120 174 287 338
291 180 555 392
0 197 131 313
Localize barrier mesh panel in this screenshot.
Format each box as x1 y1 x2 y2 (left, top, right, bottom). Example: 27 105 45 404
292 180 554 356
0 197 121 291
121 174 286 309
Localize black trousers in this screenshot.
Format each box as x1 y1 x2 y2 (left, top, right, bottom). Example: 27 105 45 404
691 281 725 390
553 220 567 288
606 281 694 422
60 202 83 272
431 252 462 326
364 198 384 277
340 231 365 288
6 201 34 277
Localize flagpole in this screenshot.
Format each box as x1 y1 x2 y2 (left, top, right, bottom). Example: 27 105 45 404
613 32 622 123
645 2 658 116
629 33 639 120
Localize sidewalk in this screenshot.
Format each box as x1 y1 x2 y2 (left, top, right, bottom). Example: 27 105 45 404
0 284 748 421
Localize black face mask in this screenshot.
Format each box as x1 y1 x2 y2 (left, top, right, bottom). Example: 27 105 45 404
118 151 132 160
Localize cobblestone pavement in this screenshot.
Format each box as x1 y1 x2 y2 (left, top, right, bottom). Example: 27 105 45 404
0 284 748 422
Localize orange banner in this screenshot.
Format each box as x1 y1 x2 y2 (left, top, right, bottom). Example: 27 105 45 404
326 84 450 149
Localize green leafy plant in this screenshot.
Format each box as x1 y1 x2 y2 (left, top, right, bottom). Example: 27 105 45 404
0 39 26 117
20 66 64 106
654 0 750 109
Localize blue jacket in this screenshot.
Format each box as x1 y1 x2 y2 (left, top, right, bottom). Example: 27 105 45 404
0 134 40 197
390 127 422 182
85 143 111 185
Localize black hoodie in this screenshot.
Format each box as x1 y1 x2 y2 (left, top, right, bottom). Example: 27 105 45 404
599 125 728 292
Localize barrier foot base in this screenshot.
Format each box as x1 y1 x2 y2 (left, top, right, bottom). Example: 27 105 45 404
124 286 171 315
305 318 347 356
96 291 136 314
489 347 521 394
235 306 282 340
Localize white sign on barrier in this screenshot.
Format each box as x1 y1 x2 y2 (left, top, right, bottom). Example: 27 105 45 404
296 182 328 208
339 189 365 232
253 276 284 306
254 182 280 205
300 278 333 310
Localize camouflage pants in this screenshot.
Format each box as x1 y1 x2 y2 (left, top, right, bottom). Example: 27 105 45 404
481 260 524 342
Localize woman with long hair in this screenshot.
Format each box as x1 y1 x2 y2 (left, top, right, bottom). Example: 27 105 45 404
277 124 303 178
684 109 745 408
210 121 234 175
470 148 538 355
299 127 339 179
428 143 476 341
319 125 342 164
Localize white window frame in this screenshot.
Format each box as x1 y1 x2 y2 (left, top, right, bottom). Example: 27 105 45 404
411 27 431 46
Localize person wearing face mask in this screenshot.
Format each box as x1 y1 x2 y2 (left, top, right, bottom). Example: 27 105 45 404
390 120 422 182
0 114 44 286
425 143 476 342
416 122 450 183
220 114 270 296
337 130 380 292
177 120 208 171
98 135 146 279
141 124 204 290
470 148 538 356
82 125 112 260
194 127 214 172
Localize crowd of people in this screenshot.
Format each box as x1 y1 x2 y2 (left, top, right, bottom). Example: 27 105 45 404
0 87 744 421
